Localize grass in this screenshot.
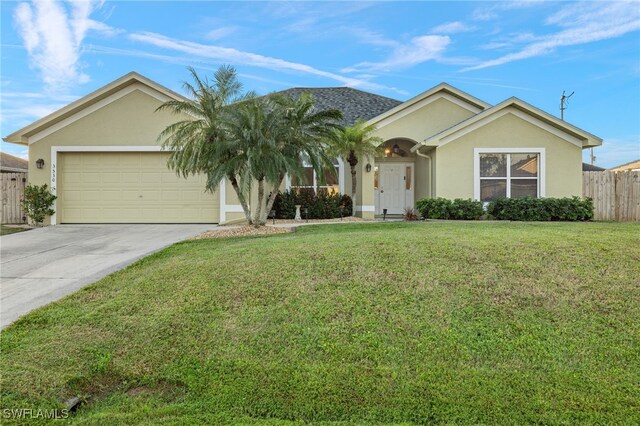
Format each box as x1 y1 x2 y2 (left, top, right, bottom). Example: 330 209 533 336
0 225 30 236
1 222 638 425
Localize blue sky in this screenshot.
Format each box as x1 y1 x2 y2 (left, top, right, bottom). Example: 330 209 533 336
1 0 639 167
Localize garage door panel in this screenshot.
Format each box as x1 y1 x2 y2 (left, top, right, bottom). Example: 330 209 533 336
122 173 140 184
63 190 82 202
181 190 202 202
141 172 161 183
140 190 160 201
100 190 121 202
59 152 219 223
101 172 122 184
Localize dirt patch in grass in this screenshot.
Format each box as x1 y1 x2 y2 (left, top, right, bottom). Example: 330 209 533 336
193 225 294 239
126 380 186 400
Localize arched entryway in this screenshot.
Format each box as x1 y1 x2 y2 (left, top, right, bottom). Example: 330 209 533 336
374 138 426 215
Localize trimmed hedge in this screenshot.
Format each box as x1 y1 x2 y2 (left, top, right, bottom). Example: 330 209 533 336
272 188 352 219
487 196 594 221
416 197 484 220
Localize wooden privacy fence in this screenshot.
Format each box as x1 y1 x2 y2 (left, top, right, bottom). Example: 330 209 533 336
1 172 27 224
583 171 640 221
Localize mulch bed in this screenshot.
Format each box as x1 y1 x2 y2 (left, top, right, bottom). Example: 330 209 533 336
193 226 294 239
193 217 366 239
271 217 364 225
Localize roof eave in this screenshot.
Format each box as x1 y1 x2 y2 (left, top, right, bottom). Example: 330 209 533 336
415 97 602 150
1 167 28 173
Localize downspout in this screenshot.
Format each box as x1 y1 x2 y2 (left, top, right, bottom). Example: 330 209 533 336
415 147 434 198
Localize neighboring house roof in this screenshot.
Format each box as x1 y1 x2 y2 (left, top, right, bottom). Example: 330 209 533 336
582 163 605 171
609 159 640 172
275 87 402 126
0 152 28 172
415 97 603 150
3 72 188 145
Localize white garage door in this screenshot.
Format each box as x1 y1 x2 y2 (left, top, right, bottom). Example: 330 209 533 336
58 152 219 223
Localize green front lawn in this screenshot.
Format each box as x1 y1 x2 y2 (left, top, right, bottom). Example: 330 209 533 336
1 222 639 424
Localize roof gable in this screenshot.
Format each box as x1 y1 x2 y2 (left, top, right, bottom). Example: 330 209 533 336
415 97 602 150
3 72 186 145
367 83 491 128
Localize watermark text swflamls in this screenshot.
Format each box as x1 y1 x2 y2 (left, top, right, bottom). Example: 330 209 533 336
2 408 69 419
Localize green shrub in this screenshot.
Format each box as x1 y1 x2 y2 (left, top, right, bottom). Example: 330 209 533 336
272 189 352 219
449 199 485 220
21 184 57 225
416 197 451 219
487 197 593 221
416 197 483 220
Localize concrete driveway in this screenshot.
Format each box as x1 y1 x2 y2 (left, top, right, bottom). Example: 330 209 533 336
0 224 215 329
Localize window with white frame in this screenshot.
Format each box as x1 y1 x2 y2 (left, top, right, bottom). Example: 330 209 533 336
478 152 540 202
290 160 340 193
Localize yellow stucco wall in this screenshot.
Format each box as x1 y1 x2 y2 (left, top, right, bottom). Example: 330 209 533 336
28 87 225 224
372 97 477 143
435 110 583 199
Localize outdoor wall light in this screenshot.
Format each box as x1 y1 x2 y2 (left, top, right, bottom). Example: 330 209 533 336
366 163 372 173
384 147 391 156
392 144 400 154
36 158 45 169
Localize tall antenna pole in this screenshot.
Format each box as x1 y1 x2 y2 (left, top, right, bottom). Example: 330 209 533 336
560 90 574 121
560 90 595 165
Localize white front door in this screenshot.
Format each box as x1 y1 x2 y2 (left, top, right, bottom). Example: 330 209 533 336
378 163 413 215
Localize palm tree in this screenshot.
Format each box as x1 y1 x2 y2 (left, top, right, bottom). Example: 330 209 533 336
224 97 290 227
156 66 255 224
262 92 343 224
158 67 342 227
328 120 383 215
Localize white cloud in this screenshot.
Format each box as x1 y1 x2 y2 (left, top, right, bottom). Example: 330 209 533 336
431 21 476 34
128 31 403 94
472 0 545 21
343 35 451 73
348 28 399 48
463 2 640 71
204 26 237 41
13 0 122 92
2 91 78 102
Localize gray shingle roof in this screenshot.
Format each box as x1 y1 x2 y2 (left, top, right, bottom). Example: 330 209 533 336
582 162 605 171
275 87 402 126
0 152 28 172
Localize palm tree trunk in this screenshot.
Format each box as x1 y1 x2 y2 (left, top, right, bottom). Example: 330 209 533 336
229 175 252 225
351 165 357 216
253 178 265 228
348 150 358 217
262 173 284 224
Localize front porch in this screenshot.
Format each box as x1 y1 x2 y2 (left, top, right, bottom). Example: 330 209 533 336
347 138 435 219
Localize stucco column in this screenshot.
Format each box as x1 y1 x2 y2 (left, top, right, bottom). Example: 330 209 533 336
356 156 375 219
